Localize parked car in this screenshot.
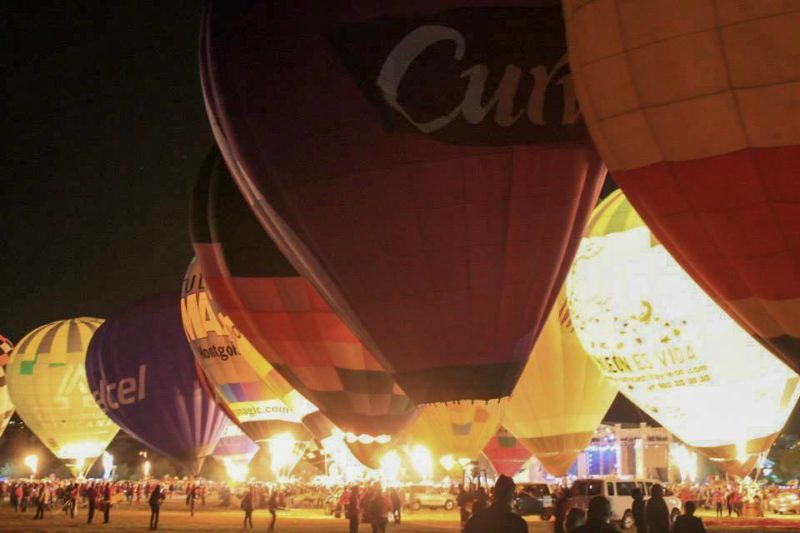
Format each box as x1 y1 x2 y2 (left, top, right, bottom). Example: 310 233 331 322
566 478 681 529
512 483 554 519
408 486 456 511
769 492 800 514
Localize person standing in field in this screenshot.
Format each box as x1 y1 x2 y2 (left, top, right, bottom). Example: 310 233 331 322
148 483 165 531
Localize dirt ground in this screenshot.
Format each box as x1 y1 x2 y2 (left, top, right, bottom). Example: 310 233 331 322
1 499 798 532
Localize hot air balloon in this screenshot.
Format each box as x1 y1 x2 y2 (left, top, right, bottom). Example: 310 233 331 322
483 427 532 478
181 258 316 445
6 319 119 477
200 1 607 404
85 296 228 475
566 191 800 477
0 335 14 438
212 422 259 482
191 150 417 469
405 401 505 470
563 1 800 376
504 292 617 477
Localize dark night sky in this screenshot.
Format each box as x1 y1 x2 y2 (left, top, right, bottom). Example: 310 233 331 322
3 1 210 341
2 1 798 433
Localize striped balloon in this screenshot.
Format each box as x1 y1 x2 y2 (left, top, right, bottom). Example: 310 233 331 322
85 296 229 475
191 150 417 469
6 319 119 477
0 335 15 438
564 1 800 374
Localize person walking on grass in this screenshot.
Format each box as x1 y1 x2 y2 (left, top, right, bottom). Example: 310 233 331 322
268 489 278 531
241 486 254 529
149 483 165 530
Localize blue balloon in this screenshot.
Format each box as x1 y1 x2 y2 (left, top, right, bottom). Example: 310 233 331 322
86 295 229 474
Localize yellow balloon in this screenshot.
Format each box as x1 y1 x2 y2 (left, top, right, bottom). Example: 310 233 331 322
405 401 505 464
567 191 800 477
505 295 617 477
6 318 119 477
181 259 316 443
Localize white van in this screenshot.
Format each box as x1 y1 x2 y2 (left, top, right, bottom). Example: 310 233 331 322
565 478 682 529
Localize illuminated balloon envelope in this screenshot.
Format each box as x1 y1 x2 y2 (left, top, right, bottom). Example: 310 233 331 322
0 335 15 438
6 319 119 477
213 422 258 482
566 191 800 476
504 293 617 477
85 295 229 475
483 427 532 478
190 149 417 469
405 401 504 468
563 1 800 374
201 1 607 404
213 422 259 462
181 258 315 444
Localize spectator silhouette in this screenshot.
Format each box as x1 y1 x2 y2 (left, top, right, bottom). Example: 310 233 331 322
671 501 706 533
646 484 670 533
632 487 647 533
463 475 527 533
571 496 618 533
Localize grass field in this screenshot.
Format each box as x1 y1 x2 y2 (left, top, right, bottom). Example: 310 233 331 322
1 498 798 532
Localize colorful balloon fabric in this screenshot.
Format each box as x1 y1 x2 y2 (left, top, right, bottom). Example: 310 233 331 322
85 295 228 475
190 150 417 466
0 335 14 438
564 1 800 374
6 319 119 477
405 401 505 464
483 427 532 478
504 291 617 477
212 421 259 464
201 1 607 403
182 258 315 443
566 191 800 477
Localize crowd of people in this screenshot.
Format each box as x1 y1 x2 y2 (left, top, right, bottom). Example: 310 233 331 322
0 474 796 531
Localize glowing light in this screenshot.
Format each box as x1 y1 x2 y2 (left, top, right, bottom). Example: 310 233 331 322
268 433 306 478
143 460 151 478
458 457 472 468
567 192 800 463
24 454 38 477
736 441 749 464
411 445 433 480
343 432 391 445
669 444 698 483
102 452 114 480
380 451 402 482
59 442 105 462
439 454 455 471
223 457 249 482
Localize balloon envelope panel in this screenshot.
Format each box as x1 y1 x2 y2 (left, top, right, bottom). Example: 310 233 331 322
504 292 616 477
85 295 228 472
191 151 417 438
483 427 532 478
566 191 800 473
201 0 606 403
0 335 14 438
6 319 118 476
564 0 800 374
405 401 504 462
182 258 314 443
